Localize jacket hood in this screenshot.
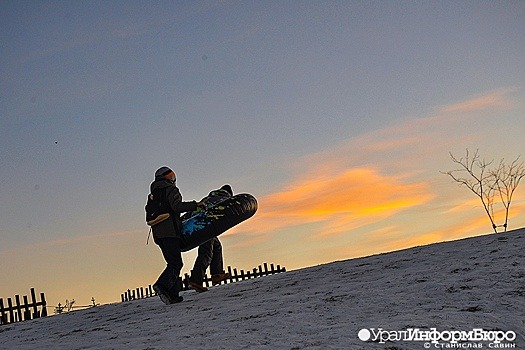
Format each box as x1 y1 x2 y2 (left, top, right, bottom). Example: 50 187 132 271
150 179 173 192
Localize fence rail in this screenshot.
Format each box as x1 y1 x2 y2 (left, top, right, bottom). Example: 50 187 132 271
122 262 286 302
0 288 47 325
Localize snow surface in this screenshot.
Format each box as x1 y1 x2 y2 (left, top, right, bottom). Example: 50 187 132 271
1 228 524 349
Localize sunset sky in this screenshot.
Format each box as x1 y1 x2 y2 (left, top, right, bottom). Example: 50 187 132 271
1 1 524 309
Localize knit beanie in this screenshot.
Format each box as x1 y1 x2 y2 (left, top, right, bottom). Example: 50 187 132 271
155 166 174 179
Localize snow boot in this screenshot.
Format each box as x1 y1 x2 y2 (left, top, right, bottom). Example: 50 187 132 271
171 296 184 303
153 284 183 304
189 281 208 293
212 272 231 285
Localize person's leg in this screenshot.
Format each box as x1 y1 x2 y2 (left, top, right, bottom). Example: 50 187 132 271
209 238 224 276
188 240 213 292
154 237 184 302
210 238 230 284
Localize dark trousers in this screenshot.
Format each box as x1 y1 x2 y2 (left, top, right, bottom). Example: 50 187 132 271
190 237 224 284
154 237 183 298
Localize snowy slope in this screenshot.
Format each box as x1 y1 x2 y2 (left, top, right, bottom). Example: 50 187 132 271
1 228 524 350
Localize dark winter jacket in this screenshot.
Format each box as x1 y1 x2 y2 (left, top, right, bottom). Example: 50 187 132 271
150 179 198 240
181 187 232 221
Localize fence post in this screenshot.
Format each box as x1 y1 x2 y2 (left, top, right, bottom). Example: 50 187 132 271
23 296 30 321
227 266 233 284
7 298 14 324
40 293 47 317
0 298 6 325
30 288 38 318
14 295 23 322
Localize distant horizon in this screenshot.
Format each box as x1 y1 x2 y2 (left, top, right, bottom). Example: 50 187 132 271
3 225 524 312
3 227 524 349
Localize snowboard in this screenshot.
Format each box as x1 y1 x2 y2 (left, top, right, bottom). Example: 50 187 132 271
180 193 257 252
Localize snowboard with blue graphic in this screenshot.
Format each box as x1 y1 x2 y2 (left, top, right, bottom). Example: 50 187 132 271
180 193 257 252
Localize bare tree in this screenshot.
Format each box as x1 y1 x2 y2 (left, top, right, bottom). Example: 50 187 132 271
443 149 525 233
493 156 525 231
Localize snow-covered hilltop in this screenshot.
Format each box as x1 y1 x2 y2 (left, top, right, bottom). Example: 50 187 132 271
2 228 524 349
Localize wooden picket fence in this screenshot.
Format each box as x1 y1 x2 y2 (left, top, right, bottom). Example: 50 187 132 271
0 288 47 325
122 262 286 302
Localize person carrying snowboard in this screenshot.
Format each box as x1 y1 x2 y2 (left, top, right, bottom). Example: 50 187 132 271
184 185 233 292
147 166 205 304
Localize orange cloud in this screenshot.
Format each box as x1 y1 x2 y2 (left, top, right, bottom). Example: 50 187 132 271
228 87 523 251
383 197 525 253
444 190 525 230
231 167 434 241
439 88 517 113
330 212 490 260
444 197 483 214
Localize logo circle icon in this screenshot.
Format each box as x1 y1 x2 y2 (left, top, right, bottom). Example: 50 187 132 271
358 328 371 341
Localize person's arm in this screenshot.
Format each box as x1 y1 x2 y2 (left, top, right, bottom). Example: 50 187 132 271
166 186 198 214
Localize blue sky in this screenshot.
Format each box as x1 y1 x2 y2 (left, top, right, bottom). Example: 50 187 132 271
1 1 524 308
